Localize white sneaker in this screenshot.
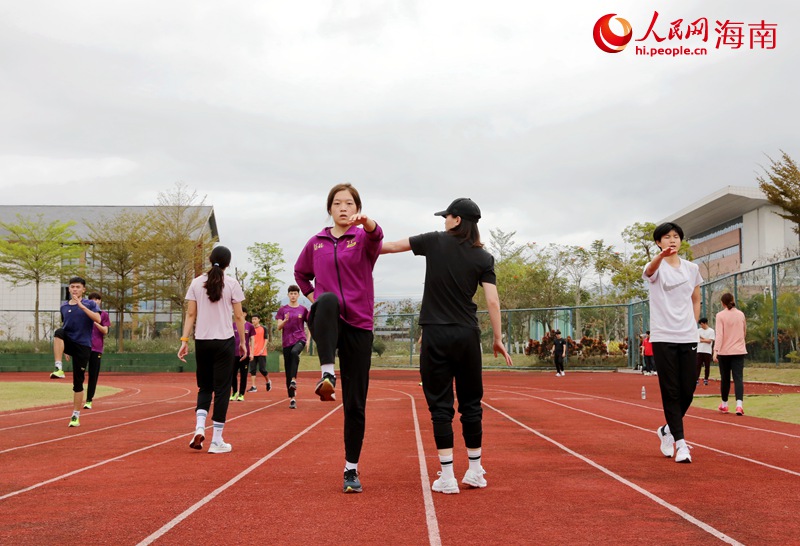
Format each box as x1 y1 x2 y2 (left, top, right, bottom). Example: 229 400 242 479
189 427 205 450
462 467 487 488
675 444 692 463
656 426 674 458
208 441 232 454
432 472 459 494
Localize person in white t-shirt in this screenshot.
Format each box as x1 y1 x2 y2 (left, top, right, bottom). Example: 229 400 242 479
696 318 715 386
178 246 247 454
642 223 702 464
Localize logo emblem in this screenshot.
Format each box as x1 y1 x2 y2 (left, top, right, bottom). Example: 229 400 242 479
593 14 633 53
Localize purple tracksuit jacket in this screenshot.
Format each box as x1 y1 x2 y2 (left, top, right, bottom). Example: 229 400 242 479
294 223 383 331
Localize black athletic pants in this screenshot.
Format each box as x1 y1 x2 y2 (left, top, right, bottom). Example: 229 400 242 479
420 324 483 451
554 355 564 374
696 353 712 382
308 293 373 463
231 355 248 395
283 341 305 396
652 342 697 442
718 354 745 403
86 351 102 402
195 337 235 423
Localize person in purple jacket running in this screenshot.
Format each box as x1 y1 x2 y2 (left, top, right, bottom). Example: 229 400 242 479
84 292 111 410
276 285 309 410
294 182 383 494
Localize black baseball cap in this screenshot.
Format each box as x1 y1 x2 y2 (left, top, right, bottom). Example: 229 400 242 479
434 198 481 222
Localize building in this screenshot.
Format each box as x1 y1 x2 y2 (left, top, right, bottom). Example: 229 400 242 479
662 186 799 280
0 205 217 341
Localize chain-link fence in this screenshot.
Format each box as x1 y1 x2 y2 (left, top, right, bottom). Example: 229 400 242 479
4 256 799 366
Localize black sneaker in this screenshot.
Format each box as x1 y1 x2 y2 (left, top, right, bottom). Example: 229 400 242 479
289 399 296 409
266 379 272 392
288 379 297 398
343 469 362 493
247 386 257 393
315 373 336 401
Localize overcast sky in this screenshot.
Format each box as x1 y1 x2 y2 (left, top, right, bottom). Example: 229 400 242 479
1 1 797 300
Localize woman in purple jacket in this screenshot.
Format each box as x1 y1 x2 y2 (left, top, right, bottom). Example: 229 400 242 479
294 183 383 494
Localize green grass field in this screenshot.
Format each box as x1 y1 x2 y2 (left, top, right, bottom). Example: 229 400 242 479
0 383 120 412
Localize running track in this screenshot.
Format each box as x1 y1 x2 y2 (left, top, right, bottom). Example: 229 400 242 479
1 370 799 545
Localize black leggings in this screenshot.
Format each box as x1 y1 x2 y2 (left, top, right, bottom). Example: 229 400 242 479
86 351 102 402
195 338 235 423
420 324 483 451
283 341 305 396
308 293 373 463
718 354 745 403
652 342 697 442
231 355 248 395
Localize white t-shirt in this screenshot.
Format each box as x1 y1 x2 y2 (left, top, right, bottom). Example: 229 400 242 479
185 273 245 340
697 326 715 354
643 258 703 343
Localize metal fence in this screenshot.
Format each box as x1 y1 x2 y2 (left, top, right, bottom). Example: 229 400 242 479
3 256 799 366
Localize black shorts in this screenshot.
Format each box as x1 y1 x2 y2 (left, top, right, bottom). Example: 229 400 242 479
54 328 91 392
249 355 267 374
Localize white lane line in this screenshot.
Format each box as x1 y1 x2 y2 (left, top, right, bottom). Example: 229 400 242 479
499 390 800 478
0 406 194 455
488 385 800 440
0 399 288 501
383 387 442 546
137 405 342 546
0 388 192 432
483 401 744 546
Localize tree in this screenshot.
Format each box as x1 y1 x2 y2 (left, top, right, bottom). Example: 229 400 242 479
757 150 800 237
85 210 153 351
488 228 525 262
149 183 217 316
588 239 620 301
243 242 285 323
0 214 81 341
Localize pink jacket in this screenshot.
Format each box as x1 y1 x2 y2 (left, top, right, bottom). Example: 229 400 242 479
714 307 747 356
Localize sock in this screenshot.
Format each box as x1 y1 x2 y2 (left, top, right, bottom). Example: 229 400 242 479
212 421 224 443
439 455 454 480
736 400 743 407
720 400 728 408
72 410 80 418
467 448 482 472
344 461 358 471
196 409 208 430
321 363 335 377
675 439 687 449
55 361 63 370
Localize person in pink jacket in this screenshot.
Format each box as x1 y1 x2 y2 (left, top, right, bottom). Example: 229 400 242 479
294 183 383 493
713 293 748 415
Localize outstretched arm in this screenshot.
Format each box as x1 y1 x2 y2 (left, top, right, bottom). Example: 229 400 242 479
483 283 513 367
381 238 412 254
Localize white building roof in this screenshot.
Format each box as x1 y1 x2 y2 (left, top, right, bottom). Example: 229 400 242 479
660 186 770 237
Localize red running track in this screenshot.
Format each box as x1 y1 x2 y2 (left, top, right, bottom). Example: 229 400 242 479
1 370 799 545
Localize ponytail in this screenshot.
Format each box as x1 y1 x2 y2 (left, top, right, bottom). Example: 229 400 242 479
720 292 736 310
204 246 232 303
